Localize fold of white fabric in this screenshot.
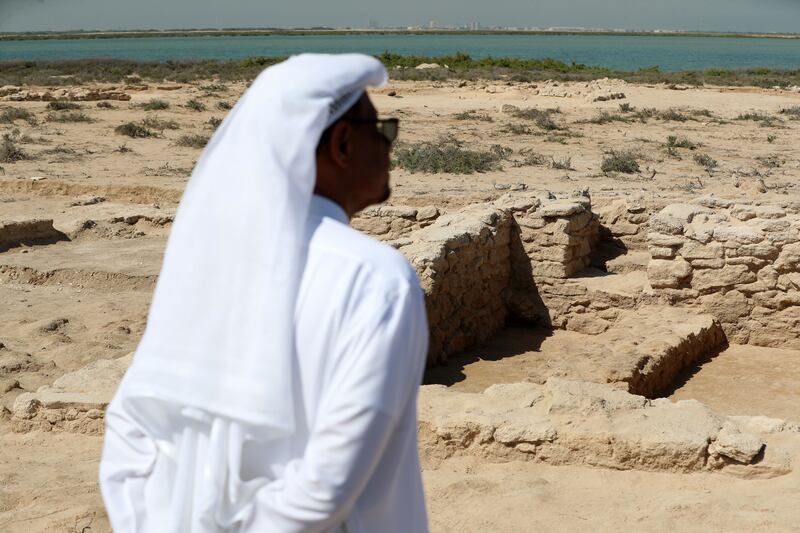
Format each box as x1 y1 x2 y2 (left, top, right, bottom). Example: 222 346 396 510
102 54 388 532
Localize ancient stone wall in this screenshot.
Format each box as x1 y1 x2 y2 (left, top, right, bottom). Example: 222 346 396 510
351 204 440 243
646 197 800 348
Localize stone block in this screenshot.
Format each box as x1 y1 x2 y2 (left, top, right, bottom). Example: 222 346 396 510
680 240 723 260
540 201 584 218
691 264 756 291
691 258 726 269
724 242 779 260
713 226 764 244
648 257 692 289
649 246 676 259
647 232 686 247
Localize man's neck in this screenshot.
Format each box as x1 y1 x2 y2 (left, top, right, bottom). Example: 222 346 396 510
312 188 352 220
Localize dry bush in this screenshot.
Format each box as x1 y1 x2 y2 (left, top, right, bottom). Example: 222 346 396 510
47 100 81 111
0 107 35 124
176 134 210 148
453 110 493 122
393 136 509 174
511 107 563 131
550 156 574 170
601 151 640 174
141 117 180 130
139 99 170 111
115 122 154 138
186 99 206 112
0 139 28 162
693 153 718 170
46 112 93 123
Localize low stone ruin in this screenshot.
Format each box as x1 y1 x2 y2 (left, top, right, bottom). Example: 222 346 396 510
646 197 800 349
0 85 131 101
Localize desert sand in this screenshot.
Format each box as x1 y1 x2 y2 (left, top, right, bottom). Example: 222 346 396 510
2 76 800 531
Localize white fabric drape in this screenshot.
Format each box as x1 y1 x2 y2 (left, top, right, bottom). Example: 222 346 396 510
102 55 392 532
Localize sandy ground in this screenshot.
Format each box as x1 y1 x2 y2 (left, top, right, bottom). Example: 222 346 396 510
2 77 800 531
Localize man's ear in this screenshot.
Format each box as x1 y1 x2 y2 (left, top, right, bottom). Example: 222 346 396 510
329 121 350 168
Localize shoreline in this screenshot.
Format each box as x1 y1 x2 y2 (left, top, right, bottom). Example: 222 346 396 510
1 54 799 89
2 28 800 42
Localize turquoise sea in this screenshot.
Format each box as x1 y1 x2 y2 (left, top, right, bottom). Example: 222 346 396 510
2 33 800 72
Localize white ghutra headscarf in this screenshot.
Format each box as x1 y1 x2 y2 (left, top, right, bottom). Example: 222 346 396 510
112 54 388 529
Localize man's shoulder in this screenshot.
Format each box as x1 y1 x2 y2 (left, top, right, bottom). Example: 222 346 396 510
311 218 419 289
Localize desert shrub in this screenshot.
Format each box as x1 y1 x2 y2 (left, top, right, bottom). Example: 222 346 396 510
208 117 223 129
510 107 563 131
47 112 93 123
176 134 210 148
691 109 715 118
140 99 170 111
736 111 780 127
618 103 634 113
141 116 180 130
693 153 718 169
601 151 640 174
512 151 548 167
657 109 689 122
96 101 115 109
216 100 233 111
114 143 133 153
453 110 493 122
186 99 206 112
550 156 574 170
666 135 699 150
779 106 800 119
201 83 228 93
47 100 81 111
500 123 532 135
115 122 154 138
0 139 28 162
2 128 34 144
767 134 777 143
756 155 782 168
584 112 631 124
0 107 35 124
393 137 508 174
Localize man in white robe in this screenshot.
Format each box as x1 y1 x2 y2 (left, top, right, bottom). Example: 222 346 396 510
99 54 429 532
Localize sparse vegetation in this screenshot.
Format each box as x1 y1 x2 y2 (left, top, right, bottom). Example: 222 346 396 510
693 153 718 170
583 112 631 124
500 123 532 135
46 112 93 123
511 150 548 167
216 101 232 111
201 83 228 93
510 107 563 131
2 55 800 89
0 138 28 162
756 155 783 168
767 134 777 143
141 116 180 130
736 111 780 127
454 110 493 122
114 143 133 153
779 106 800 119
176 134 210 148
114 122 154 138
0 107 35 124
96 101 115 109
208 117 223 129
140 99 170 111
47 100 81 111
393 136 508 174
550 156 574 170
666 135 699 150
186 99 206 112
618 103 635 113
601 151 640 174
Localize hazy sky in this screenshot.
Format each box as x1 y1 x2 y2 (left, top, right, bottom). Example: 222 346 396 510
1 0 798 33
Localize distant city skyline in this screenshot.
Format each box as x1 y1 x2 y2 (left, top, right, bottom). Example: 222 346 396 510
1 0 799 34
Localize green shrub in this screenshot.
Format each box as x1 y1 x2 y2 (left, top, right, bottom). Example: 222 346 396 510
511 107 563 131
140 99 170 111
115 122 154 138
393 137 508 174
601 151 640 173
0 107 35 124
453 110 493 122
0 139 28 162
693 153 718 169
141 117 180 130
500 123 532 135
585 112 631 124
666 135 699 150
176 134 210 148
47 112 92 123
47 100 81 111
186 99 206 112
550 156 574 170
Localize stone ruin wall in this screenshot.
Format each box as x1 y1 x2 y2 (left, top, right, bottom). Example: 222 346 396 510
354 194 603 365
646 197 800 349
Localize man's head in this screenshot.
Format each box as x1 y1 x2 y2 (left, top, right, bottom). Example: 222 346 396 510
315 93 396 217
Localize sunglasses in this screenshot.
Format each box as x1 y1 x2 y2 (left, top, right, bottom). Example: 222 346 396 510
344 118 400 145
